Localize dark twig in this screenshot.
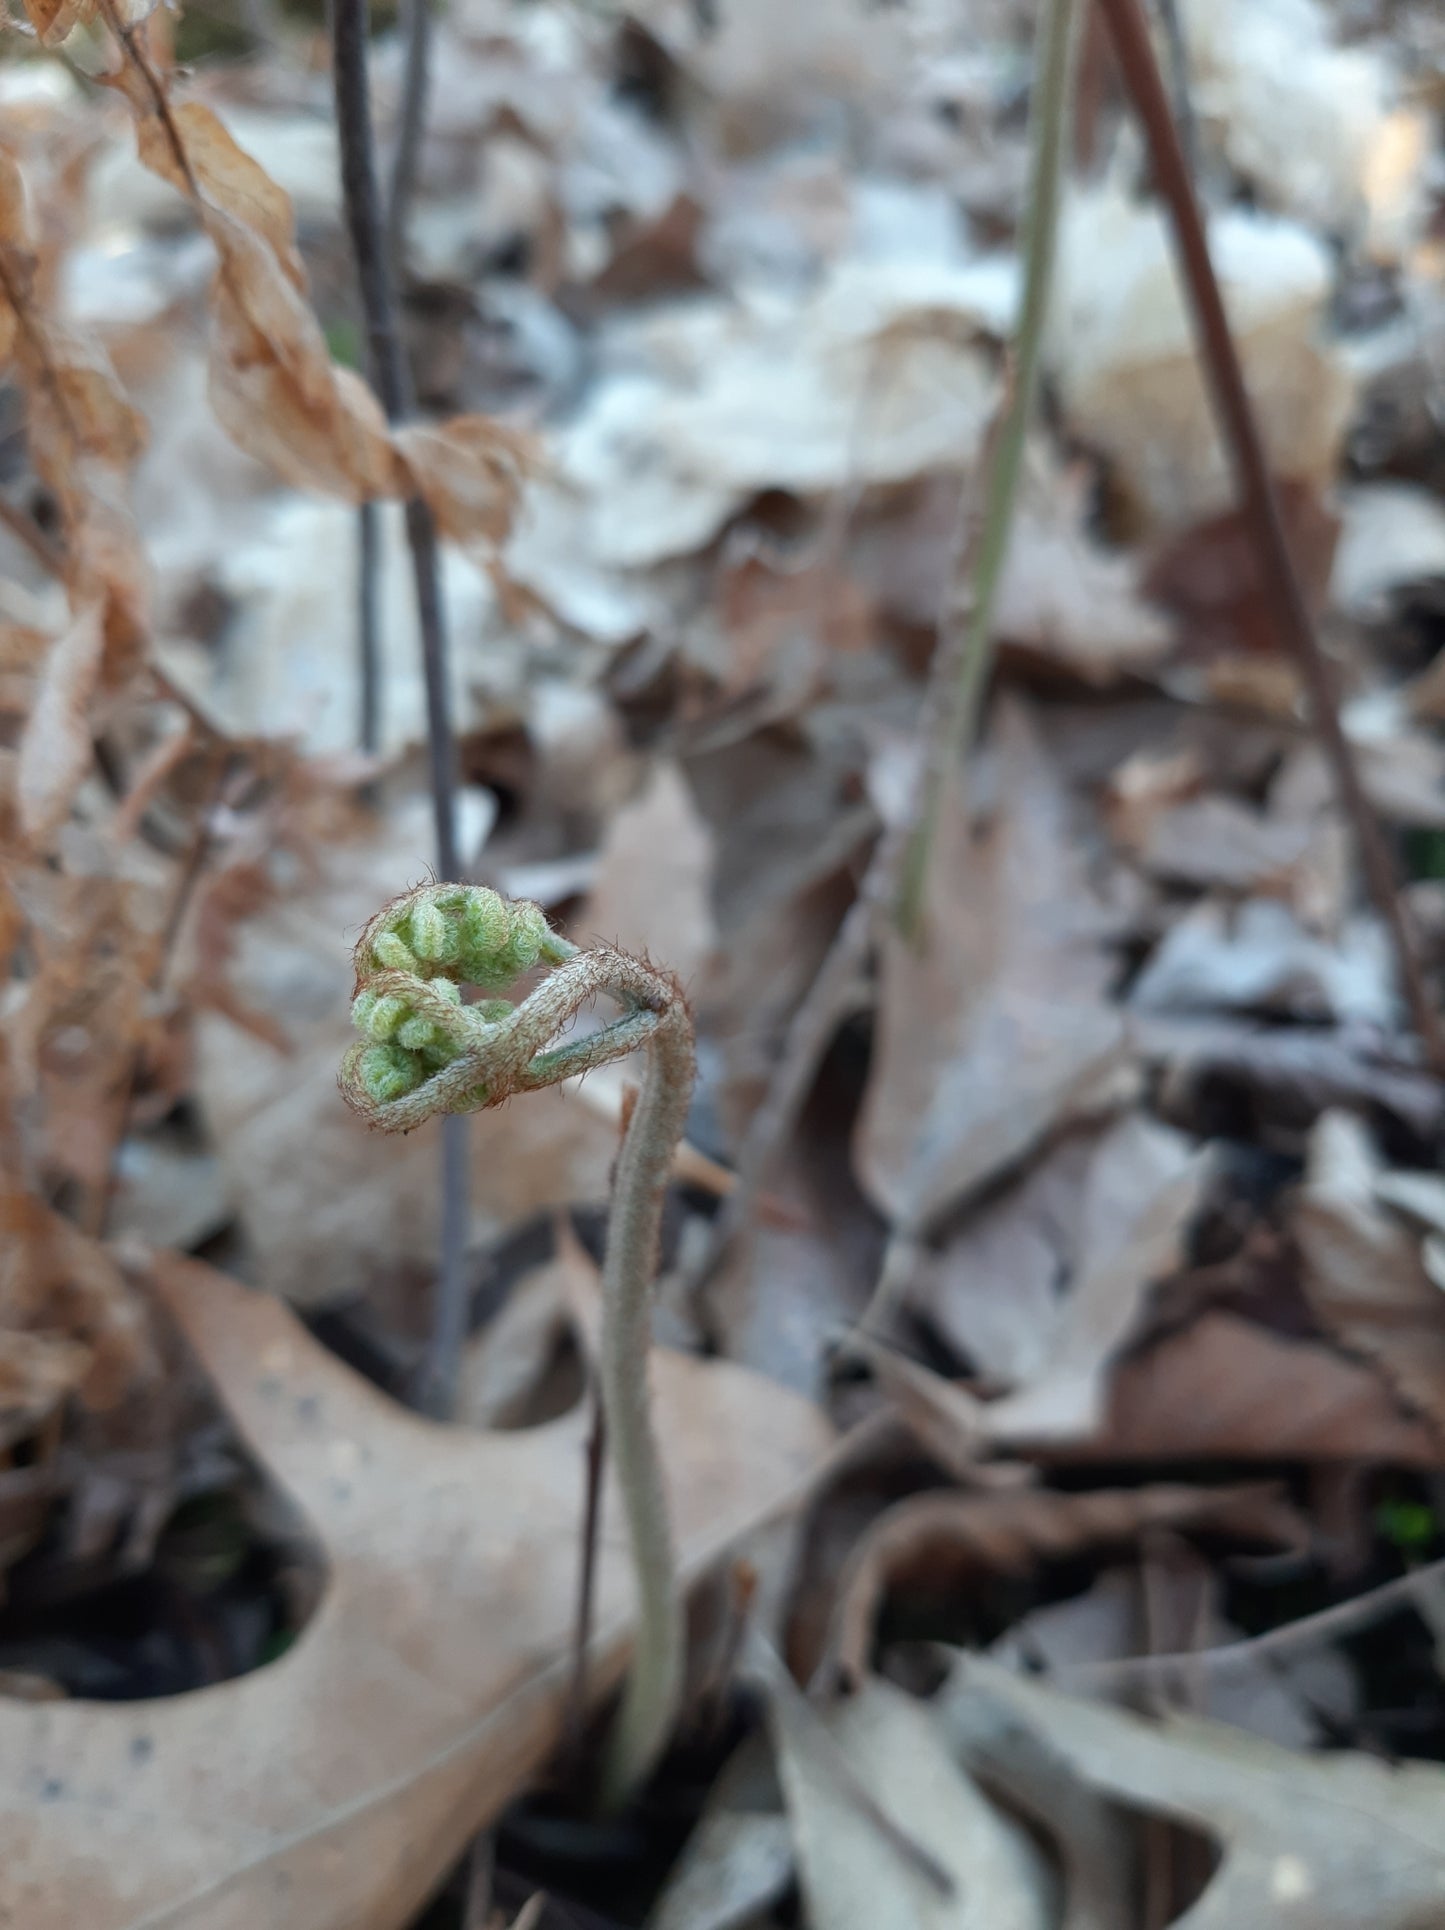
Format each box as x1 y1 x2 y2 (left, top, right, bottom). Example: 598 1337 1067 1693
1153 0 1198 183
386 0 431 281
330 0 469 1413
356 497 381 757
1099 0 1445 1073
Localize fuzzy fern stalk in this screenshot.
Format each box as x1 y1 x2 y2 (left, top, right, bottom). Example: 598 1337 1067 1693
340 883 695 1804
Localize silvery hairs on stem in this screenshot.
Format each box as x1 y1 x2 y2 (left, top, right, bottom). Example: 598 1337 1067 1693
340 881 696 1806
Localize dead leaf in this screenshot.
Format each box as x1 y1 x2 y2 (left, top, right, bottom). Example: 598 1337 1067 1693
952 1659 1445 1930
916 1112 1203 1399
1178 0 1427 248
1082 1312 1444 1466
647 1737 793 1930
118 90 522 545
1333 482 1445 620
855 699 1131 1234
827 1481 1300 1686
581 758 716 990
0 1252 833 1929
865 1308 1444 1470
1048 183 1352 534
994 457 1174 682
16 601 105 842
1131 898 1395 1028
769 1672 1051 1930
1293 1110 1445 1444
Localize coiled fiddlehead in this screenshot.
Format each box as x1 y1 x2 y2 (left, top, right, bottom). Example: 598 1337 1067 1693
341 882 695 1806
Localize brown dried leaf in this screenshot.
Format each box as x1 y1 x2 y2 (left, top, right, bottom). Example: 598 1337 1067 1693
0 1189 154 1435
19 0 158 42
121 92 521 541
953 1661 1445 1930
865 1309 1443 1470
0 1252 833 1929
855 700 1131 1233
1293 1111 1445 1445
0 147 148 691
828 1481 1300 1685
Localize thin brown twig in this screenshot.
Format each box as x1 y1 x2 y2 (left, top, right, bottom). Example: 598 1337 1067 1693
1063 1554 1445 1686
1098 0 1445 1072
386 0 431 280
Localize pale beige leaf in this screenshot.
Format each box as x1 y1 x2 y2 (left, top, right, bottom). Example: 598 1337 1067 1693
0 1253 833 1929
770 1674 1050 1930
855 699 1130 1233
16 602 105 842
953 1661 1445 1930
918 1111 1202 1400
995 462 1173 683
582 758 716 990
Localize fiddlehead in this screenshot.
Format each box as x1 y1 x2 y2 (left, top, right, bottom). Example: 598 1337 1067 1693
340 882 695 1803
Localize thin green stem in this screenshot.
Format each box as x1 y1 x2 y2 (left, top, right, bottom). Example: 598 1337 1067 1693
895 0 1078 939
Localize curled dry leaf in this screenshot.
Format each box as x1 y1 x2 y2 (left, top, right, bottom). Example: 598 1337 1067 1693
0 145 149 834
0 1188 154 1443
0 1252 833 1930
115 86 523 544
827 1481 1301 1686
950 1659 1445 1930
855 700 1131 1235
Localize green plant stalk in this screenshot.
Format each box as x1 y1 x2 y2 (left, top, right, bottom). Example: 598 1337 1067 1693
341 885 695 1804
895 0 1078 939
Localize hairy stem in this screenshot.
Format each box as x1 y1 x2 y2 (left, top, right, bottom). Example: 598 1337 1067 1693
330 0 467 1411
1097 0 1445 1071
342 890 696 1797
597 1000 695 1806
895 0 1077 938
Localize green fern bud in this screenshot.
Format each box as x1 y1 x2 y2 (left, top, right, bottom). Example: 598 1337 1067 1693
372 929 418 973
457 888 511 984
357 1042 428 1104
351 990 409 1041
486 898 549 984
407 896 463 966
